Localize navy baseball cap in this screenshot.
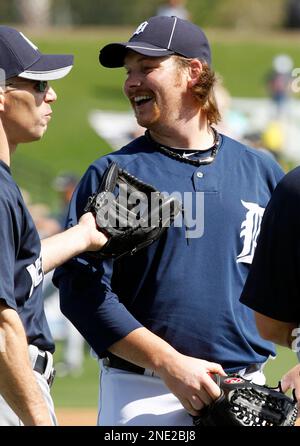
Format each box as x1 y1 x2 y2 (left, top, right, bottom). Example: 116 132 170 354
99 16 211 68
0 26 73 81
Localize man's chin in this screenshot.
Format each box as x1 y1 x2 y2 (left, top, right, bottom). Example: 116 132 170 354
33 126 48 140
31 134 44 142
135 118 156 130
135 110 160 129
23 132 45 143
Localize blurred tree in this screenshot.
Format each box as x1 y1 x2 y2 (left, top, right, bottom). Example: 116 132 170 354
285 0 300 28
52 0 162 25
15 0 52 27
52 0 73 26
189 0 286 29
0 1 18 23
188 0 219 26
0 0 290 29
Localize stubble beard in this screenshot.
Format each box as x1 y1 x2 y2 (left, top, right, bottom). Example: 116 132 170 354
134 101 160 130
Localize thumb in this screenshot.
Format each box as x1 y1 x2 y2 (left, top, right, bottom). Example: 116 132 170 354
280 375 292 393
208 362 227 376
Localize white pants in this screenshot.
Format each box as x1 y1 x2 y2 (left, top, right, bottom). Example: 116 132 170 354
0 345 57 426
97 359 266 426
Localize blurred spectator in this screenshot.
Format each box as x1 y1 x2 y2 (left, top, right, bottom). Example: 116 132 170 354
214 79 282 163
285 0 300 28
43 172 85 377
15 0 52 27
214 79 248 141
21 188 61 239
156 0 190 20
266 54 294 118
261 120 284 156
52 172 79 228
243 131 279 162
29 203 61 238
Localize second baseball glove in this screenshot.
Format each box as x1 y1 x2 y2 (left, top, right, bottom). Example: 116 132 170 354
193 374 298 427
84 161 181 259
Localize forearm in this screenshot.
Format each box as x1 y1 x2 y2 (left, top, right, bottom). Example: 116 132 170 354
108 326 179 373
0 305 52 425
254 312 297 347
41 225 90 273
108 327 225 415
41 213 107 274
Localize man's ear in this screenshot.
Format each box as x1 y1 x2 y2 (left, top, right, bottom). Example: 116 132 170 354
187 59 202 88
0 87 5 111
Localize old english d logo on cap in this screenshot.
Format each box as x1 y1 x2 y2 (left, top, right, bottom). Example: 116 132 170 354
99 16 211 68
133 21 149 36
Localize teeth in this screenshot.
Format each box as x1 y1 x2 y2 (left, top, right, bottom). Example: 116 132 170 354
134 95 152 103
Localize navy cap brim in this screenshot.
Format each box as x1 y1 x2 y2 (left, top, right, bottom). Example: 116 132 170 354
18 54 74 80
99 42 174 68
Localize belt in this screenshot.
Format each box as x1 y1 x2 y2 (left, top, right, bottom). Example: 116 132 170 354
104 354 262 377
242 363 262 375
33 352 56 387
103 355 150 375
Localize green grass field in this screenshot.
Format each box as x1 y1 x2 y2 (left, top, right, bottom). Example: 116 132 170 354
51 343 99 408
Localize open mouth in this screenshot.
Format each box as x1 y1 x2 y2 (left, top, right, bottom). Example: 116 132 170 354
133 95 153 107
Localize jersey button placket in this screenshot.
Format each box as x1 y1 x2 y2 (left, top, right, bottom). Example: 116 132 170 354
193 169 205 191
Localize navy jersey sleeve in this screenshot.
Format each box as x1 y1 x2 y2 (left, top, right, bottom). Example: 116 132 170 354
240 167 300 322
53 161 142 357
0 196 18 310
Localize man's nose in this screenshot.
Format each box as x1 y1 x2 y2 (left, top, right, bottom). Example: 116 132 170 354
44 86 57 103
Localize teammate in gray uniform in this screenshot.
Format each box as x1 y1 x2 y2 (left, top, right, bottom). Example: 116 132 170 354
0 26 107 426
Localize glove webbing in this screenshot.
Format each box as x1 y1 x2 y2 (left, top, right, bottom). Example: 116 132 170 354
118 169 158 194
230 388 298 426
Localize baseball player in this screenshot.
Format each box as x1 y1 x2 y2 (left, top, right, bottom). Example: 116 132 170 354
54 16 284 426
240 168 300 409
156 0 190 20
0 26 107 426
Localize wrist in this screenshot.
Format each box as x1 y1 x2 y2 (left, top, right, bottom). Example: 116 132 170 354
152 346 180 376
74 223 91 252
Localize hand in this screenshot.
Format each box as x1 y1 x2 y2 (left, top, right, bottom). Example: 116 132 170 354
156 352 226 416
281 364 300 401
281 364 300 426
77 212 108 252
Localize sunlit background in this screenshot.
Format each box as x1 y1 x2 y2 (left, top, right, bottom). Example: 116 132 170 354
1 0 300 425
